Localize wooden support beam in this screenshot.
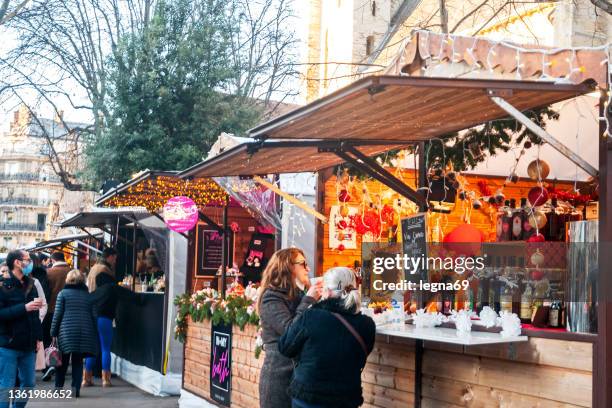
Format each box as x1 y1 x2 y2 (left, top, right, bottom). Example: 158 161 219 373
490 95 598 177
252 175 328 223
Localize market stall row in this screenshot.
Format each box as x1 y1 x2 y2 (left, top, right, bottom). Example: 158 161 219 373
172 48 608 408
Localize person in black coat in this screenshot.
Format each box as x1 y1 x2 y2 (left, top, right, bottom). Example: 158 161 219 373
51 270 98 397
257 248 322 408
30 253 51 348
0 250 44 408
279 267 376 408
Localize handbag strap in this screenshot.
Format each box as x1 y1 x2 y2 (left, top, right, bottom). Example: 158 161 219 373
331 312 368 357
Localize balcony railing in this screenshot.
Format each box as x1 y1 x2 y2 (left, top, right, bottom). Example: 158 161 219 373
0 197 50 207
0 223 41 231
0 173 62 183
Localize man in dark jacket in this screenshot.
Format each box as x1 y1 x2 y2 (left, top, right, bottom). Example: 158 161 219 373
0 250 44 408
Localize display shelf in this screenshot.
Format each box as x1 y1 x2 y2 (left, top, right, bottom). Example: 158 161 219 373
376 324 528 345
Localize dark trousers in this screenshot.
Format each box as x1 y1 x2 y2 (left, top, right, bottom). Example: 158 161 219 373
54 352 83 390
42 314 52 349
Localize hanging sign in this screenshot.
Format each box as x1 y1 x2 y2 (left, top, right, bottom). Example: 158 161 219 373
162 196 198 233
401 213 427 282
210 322 232 406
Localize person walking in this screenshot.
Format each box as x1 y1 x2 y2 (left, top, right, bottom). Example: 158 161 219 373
30 254 51 350
278 267 376 408
84 248 120 387
257 248 322 408
0 250 44 408
50 270 97 398
41 252 71 382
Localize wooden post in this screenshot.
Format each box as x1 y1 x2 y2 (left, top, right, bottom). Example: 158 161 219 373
415 141 427 408
221 204 228 298
596 87 612 408
132 220 137 291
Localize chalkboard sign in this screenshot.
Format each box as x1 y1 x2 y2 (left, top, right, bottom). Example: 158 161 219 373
210 323 232 406
401 213 427 282
197 226 234 276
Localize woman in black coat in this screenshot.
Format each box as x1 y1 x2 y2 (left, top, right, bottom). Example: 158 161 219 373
257 248 322 408
51 269 98 397
279 267 376 408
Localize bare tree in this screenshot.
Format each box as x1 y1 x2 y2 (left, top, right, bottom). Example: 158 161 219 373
0 0 32 25
0 0 155 189
591 0 612 14
226 0 300 114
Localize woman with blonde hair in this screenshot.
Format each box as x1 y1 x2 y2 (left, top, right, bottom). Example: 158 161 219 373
50 269 97 398
279 267 376 408
258 248 322 408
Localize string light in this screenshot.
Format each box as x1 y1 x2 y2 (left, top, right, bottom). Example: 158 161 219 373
101 175 228 212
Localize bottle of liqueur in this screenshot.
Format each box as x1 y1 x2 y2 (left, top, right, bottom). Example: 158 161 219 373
500 284 514 313
520 284 533 323
500 200 512 241
548 299 561 328
520 198 535 241
546 198 561 241
477 279 490 313
510 198 522 240
439 275 453 315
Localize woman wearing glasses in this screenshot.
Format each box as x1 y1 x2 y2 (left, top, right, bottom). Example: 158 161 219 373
257 248 322 408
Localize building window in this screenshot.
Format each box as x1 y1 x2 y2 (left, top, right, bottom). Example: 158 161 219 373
3 211 13 224
366 35 375 56
37 214 46 231
3 237 13 250
4 162 19 175
372 1 376 16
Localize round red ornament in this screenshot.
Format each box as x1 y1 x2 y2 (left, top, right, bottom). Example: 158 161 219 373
527 233 545 243
530 270 545 281
338 189 351 203
527 186 549 207
443 224 483 256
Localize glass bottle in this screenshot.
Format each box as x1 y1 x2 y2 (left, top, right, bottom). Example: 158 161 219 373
520 284 533 323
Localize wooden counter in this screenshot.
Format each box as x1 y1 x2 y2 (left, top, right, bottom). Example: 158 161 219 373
182 318 592 407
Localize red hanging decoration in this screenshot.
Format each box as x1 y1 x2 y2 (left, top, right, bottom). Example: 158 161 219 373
443 224 484 256
528 186 549 207
477 180 492 196
338 189 351 203
381 204 396 225
547 186 596 204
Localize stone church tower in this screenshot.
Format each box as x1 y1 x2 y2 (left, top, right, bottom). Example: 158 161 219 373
302 0 404 102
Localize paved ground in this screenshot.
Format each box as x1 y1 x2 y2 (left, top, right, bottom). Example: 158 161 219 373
25 371 179 408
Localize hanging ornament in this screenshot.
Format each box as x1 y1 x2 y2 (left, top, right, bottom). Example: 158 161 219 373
495 189 505 204
337 244 345 252
527 233 546 242
524 140 532 149
527 160 550 180
458 191 466 200
530 270 545 281
530 249 545 267
338 189 351 203
528 186 549 207
472 199 482 210
340 205 350 218
528 210 547 229
509 172 519 183
443 224 483 256
488 196 496 205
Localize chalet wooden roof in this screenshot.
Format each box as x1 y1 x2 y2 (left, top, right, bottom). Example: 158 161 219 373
247 75 594 142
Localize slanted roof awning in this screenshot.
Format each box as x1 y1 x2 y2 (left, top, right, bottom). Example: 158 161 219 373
247 76 594 141
178 140 407 178
59 209 150 228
